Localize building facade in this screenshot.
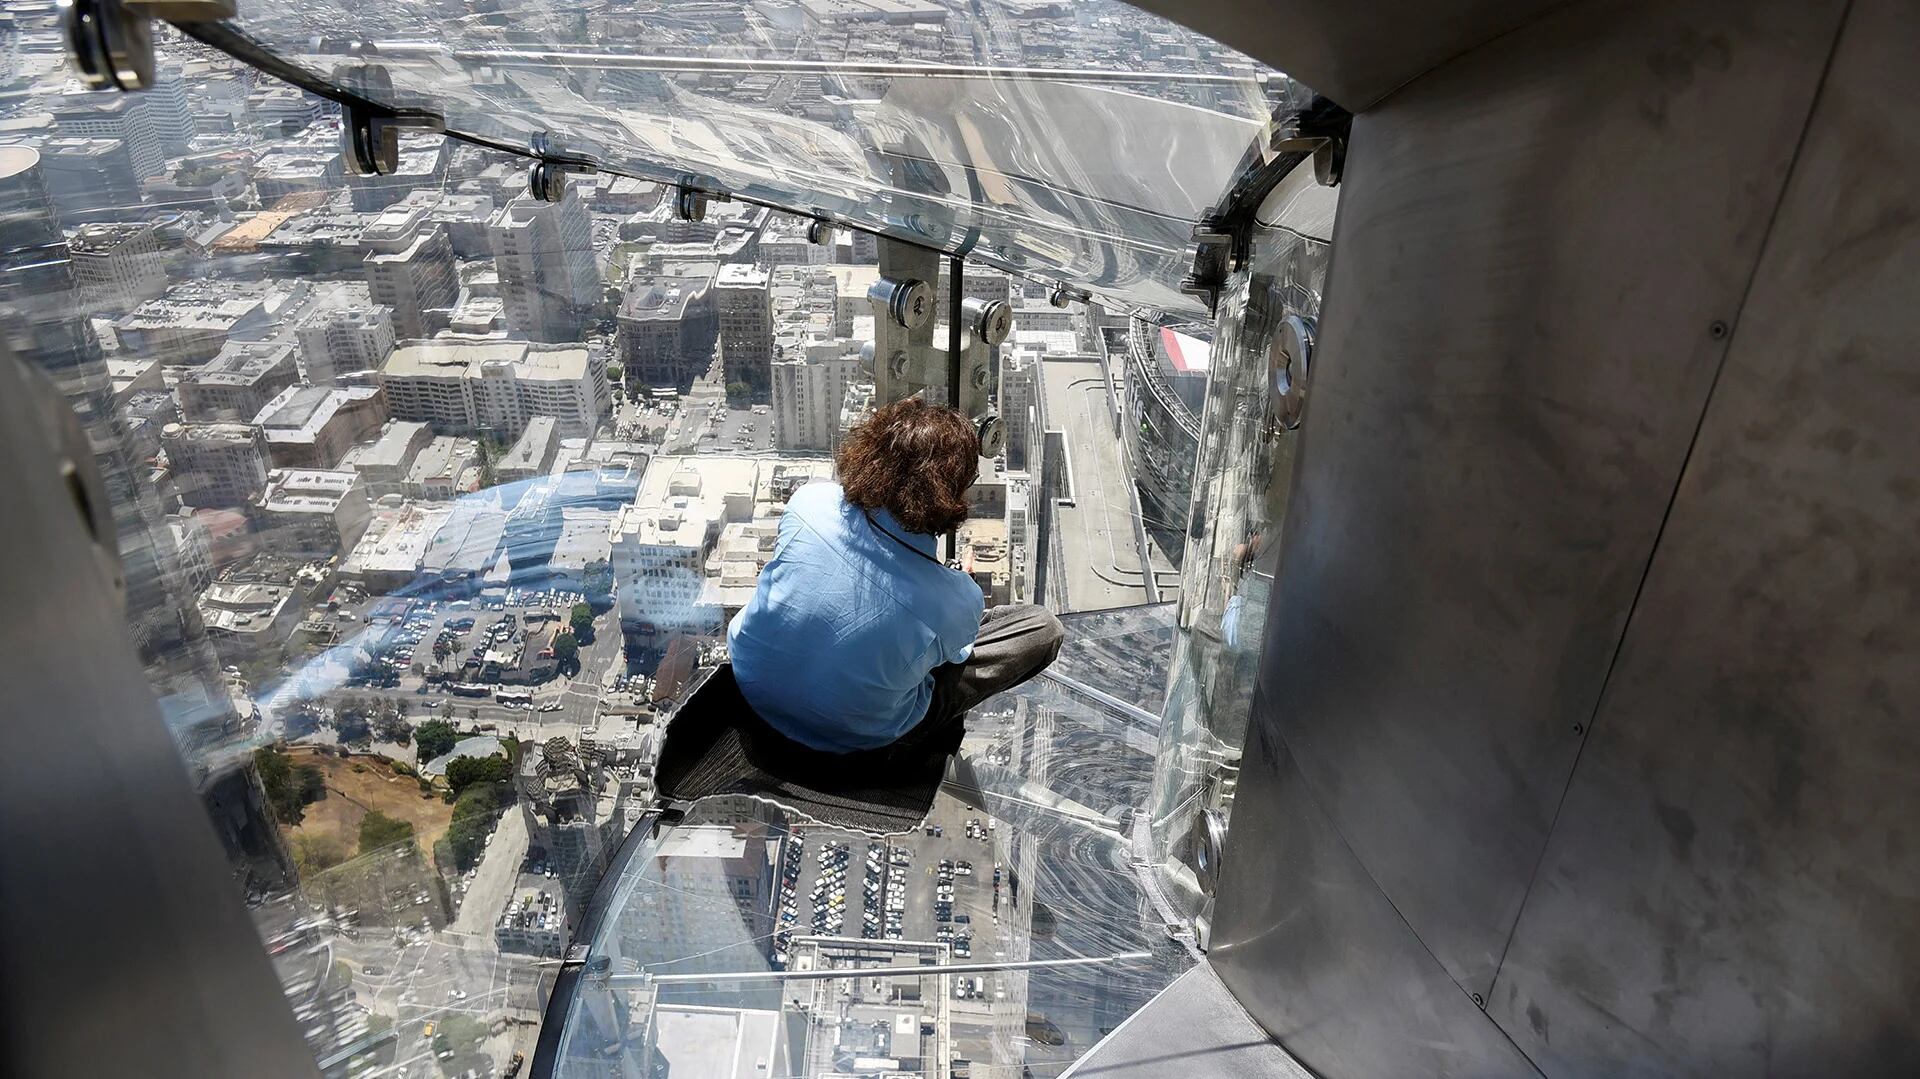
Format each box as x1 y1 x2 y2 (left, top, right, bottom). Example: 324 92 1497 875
715 264 773 390
295 304 394 384
379 340 608 439
361 205 457 340
160 422 270 509
489 188 600 343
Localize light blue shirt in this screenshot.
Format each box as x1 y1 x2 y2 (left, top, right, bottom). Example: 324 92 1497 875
728 482 984 752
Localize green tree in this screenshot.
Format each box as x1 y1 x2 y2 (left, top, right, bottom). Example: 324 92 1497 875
336 710 372 747
373 709 412 746
358 809 416 854
551 630 579 667
437 780 513 872
432 1013 488 1062
583 560 614 609
569 602 595 643
256 747 325 826
445 753 512 795
414 719 458 763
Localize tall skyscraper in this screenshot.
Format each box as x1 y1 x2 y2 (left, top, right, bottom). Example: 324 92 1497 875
715 264 773 391
52 93 164 180
770 347 858 451
362 204 458 340
490 188 600 343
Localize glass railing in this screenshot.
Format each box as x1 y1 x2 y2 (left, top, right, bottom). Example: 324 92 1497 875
1 3 1333 1074
197 0 1286 322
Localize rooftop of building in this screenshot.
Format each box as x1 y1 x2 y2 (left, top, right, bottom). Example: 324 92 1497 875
68 221 153 252
382 340 591 382
259 469 360 512
160 421 258 446
254 384 381 440
180 342 295 386
346 421 433 471
715 263 770 288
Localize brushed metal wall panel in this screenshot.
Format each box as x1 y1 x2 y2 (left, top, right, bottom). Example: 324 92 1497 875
1488 2 1920 1073
1244 0 1848 1000
1128 0 1565 110
1209 716 1541 1078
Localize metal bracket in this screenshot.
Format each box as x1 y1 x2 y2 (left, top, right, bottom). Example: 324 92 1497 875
1181 95 1350 317
339 67 443 176
675 183 730 222
528 133 597 202
1048 283 1090 309
61 0 235 91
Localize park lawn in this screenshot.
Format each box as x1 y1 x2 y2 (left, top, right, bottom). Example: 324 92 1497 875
283 747 455 858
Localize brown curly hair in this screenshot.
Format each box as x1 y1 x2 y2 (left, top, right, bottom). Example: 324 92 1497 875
836 398 979 535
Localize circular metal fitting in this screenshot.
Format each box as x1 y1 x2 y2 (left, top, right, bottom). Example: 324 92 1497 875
529 160 567 202
970 362 991 390
807 219 835 246
857 340 877 377
1270 313 1316 430
886 350 911 378
976 414 1005 458
61 0 154 92
343 114 398 176
869 277 933 331
675 186 709 222
1048 286 1072 309
1191 808 1229 897
965 298 1012 346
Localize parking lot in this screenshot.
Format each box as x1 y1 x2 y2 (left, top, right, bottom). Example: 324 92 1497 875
769 790 1003 970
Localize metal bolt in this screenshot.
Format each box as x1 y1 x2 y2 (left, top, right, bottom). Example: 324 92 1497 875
1572 723 1585 736
1708 319 1730 340
1472 993 1486 1009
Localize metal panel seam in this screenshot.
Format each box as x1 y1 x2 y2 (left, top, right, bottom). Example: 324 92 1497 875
1480 0 1859 1004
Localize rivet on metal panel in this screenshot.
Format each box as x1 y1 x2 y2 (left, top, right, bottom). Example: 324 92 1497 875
1709 319 1731 340
1573 723 1585 736
1472 993 1486 1009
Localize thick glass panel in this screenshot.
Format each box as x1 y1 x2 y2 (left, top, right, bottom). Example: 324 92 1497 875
1148 162 1336 925
543 615 1189 1076
3 3 1325 1072
212 0 1285 320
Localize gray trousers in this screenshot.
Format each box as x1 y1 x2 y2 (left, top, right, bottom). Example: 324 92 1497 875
889 604 1065 757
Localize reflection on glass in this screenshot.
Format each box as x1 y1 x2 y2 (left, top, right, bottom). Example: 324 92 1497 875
1149 164 1335 925
2 3 1323 1072
213 0 1285 320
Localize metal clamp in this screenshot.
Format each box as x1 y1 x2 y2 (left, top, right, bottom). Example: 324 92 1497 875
965 297 1012 347
1182 95 1351 316
674 184 729 222
62 0 235 92
340 67 443 177
870 277 934 331
1048 284 1090 309
806 219 835 246
527 133 597 202
1271 313 1316 430
1190 808 1229 897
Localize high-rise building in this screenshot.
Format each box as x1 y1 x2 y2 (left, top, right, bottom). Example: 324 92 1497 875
490 188 600 342
616 265 717 387
714 264 773 391
253 469 372 559
37 137 142 224
140 70 197 154
362 204 458 340
160 422 271 509
52 93 163 180
295 304 394 384
68 222 168 314
0 145 224 713
770 349 859 451
253 384 389 469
